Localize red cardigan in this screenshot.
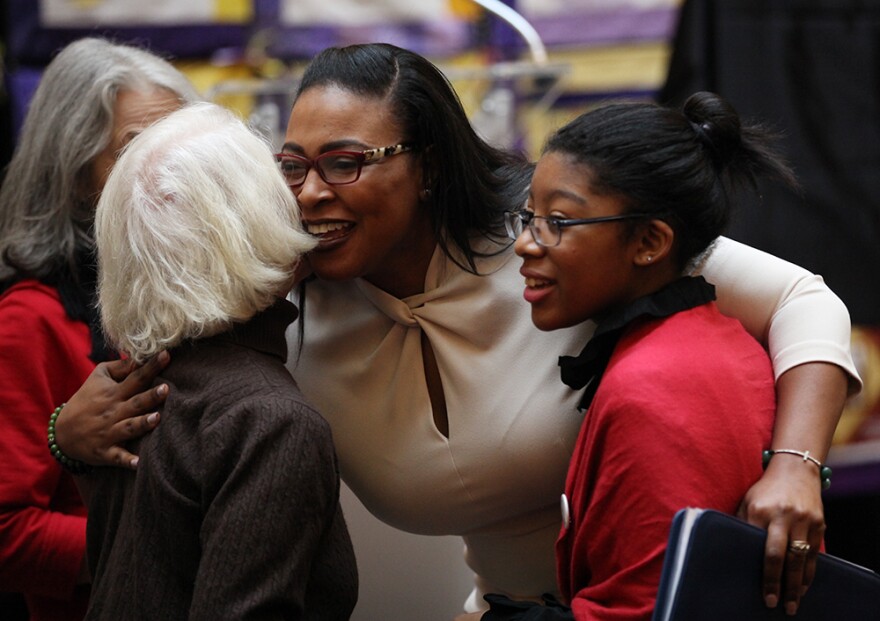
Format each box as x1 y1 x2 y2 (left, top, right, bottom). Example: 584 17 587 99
556 303 776 621
0 280 93 620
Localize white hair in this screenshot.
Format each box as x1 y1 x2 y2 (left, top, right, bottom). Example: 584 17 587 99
96 103 316 363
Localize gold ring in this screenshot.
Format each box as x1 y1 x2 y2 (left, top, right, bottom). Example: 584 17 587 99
788 540 811 554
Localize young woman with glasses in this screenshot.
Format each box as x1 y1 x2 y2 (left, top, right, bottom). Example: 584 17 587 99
52 44 859 620
485 91 804 620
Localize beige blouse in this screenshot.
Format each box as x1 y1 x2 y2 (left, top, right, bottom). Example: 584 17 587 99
287 235 859 612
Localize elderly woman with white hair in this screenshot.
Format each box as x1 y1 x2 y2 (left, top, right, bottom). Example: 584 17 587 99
82 102 357 620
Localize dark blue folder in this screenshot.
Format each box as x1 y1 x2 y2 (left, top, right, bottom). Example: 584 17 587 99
653 508 880 620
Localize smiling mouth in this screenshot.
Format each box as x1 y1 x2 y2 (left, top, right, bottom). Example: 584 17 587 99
306 221 353 244
525 276 552 288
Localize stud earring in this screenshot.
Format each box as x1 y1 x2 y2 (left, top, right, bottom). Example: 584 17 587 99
646 255 653 263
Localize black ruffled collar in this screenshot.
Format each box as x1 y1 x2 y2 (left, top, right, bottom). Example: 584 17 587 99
558 276 716 410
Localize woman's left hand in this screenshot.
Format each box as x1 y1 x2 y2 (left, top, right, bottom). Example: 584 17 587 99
737 457 825 617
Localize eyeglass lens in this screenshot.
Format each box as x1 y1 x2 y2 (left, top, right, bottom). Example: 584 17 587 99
504 211 559 247
504 210 524 240
277 152 363 187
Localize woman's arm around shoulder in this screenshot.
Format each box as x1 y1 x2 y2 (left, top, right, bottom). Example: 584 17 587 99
697 236 859 615
54 353 171 469
698 236 860 390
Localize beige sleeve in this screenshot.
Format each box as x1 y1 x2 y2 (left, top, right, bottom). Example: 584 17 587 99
693 236 862 395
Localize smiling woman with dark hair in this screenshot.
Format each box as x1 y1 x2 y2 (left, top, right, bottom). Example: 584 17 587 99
487 91 810 620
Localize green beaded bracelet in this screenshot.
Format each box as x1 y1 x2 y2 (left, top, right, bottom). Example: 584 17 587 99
47 404 92 475
762 449 832 490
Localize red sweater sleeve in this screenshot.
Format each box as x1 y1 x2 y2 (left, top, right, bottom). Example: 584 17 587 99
0 282 93 597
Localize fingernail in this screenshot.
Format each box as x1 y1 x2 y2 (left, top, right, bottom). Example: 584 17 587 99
786 602 797 616
130 456 139 468
156 384 168 397
147 412 159 425
765 595 778 608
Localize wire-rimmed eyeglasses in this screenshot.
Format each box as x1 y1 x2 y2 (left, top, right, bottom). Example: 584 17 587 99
503 210 655 248
274 143 414 188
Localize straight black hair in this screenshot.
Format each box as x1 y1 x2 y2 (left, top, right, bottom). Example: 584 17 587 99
293 43 534 272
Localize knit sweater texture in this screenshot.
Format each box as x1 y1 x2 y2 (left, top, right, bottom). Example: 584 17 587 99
0 280 92 620
84 299 357 620
558 300 775 620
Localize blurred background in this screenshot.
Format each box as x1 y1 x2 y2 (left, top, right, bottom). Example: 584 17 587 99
1 1 878 619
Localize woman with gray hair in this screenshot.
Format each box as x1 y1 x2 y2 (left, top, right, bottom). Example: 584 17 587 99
0 37 198 621
83 102 356 620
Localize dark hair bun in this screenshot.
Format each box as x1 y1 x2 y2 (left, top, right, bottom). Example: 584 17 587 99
682 91 742 167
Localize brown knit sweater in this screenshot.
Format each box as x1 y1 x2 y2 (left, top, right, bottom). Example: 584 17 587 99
84 299 357 620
